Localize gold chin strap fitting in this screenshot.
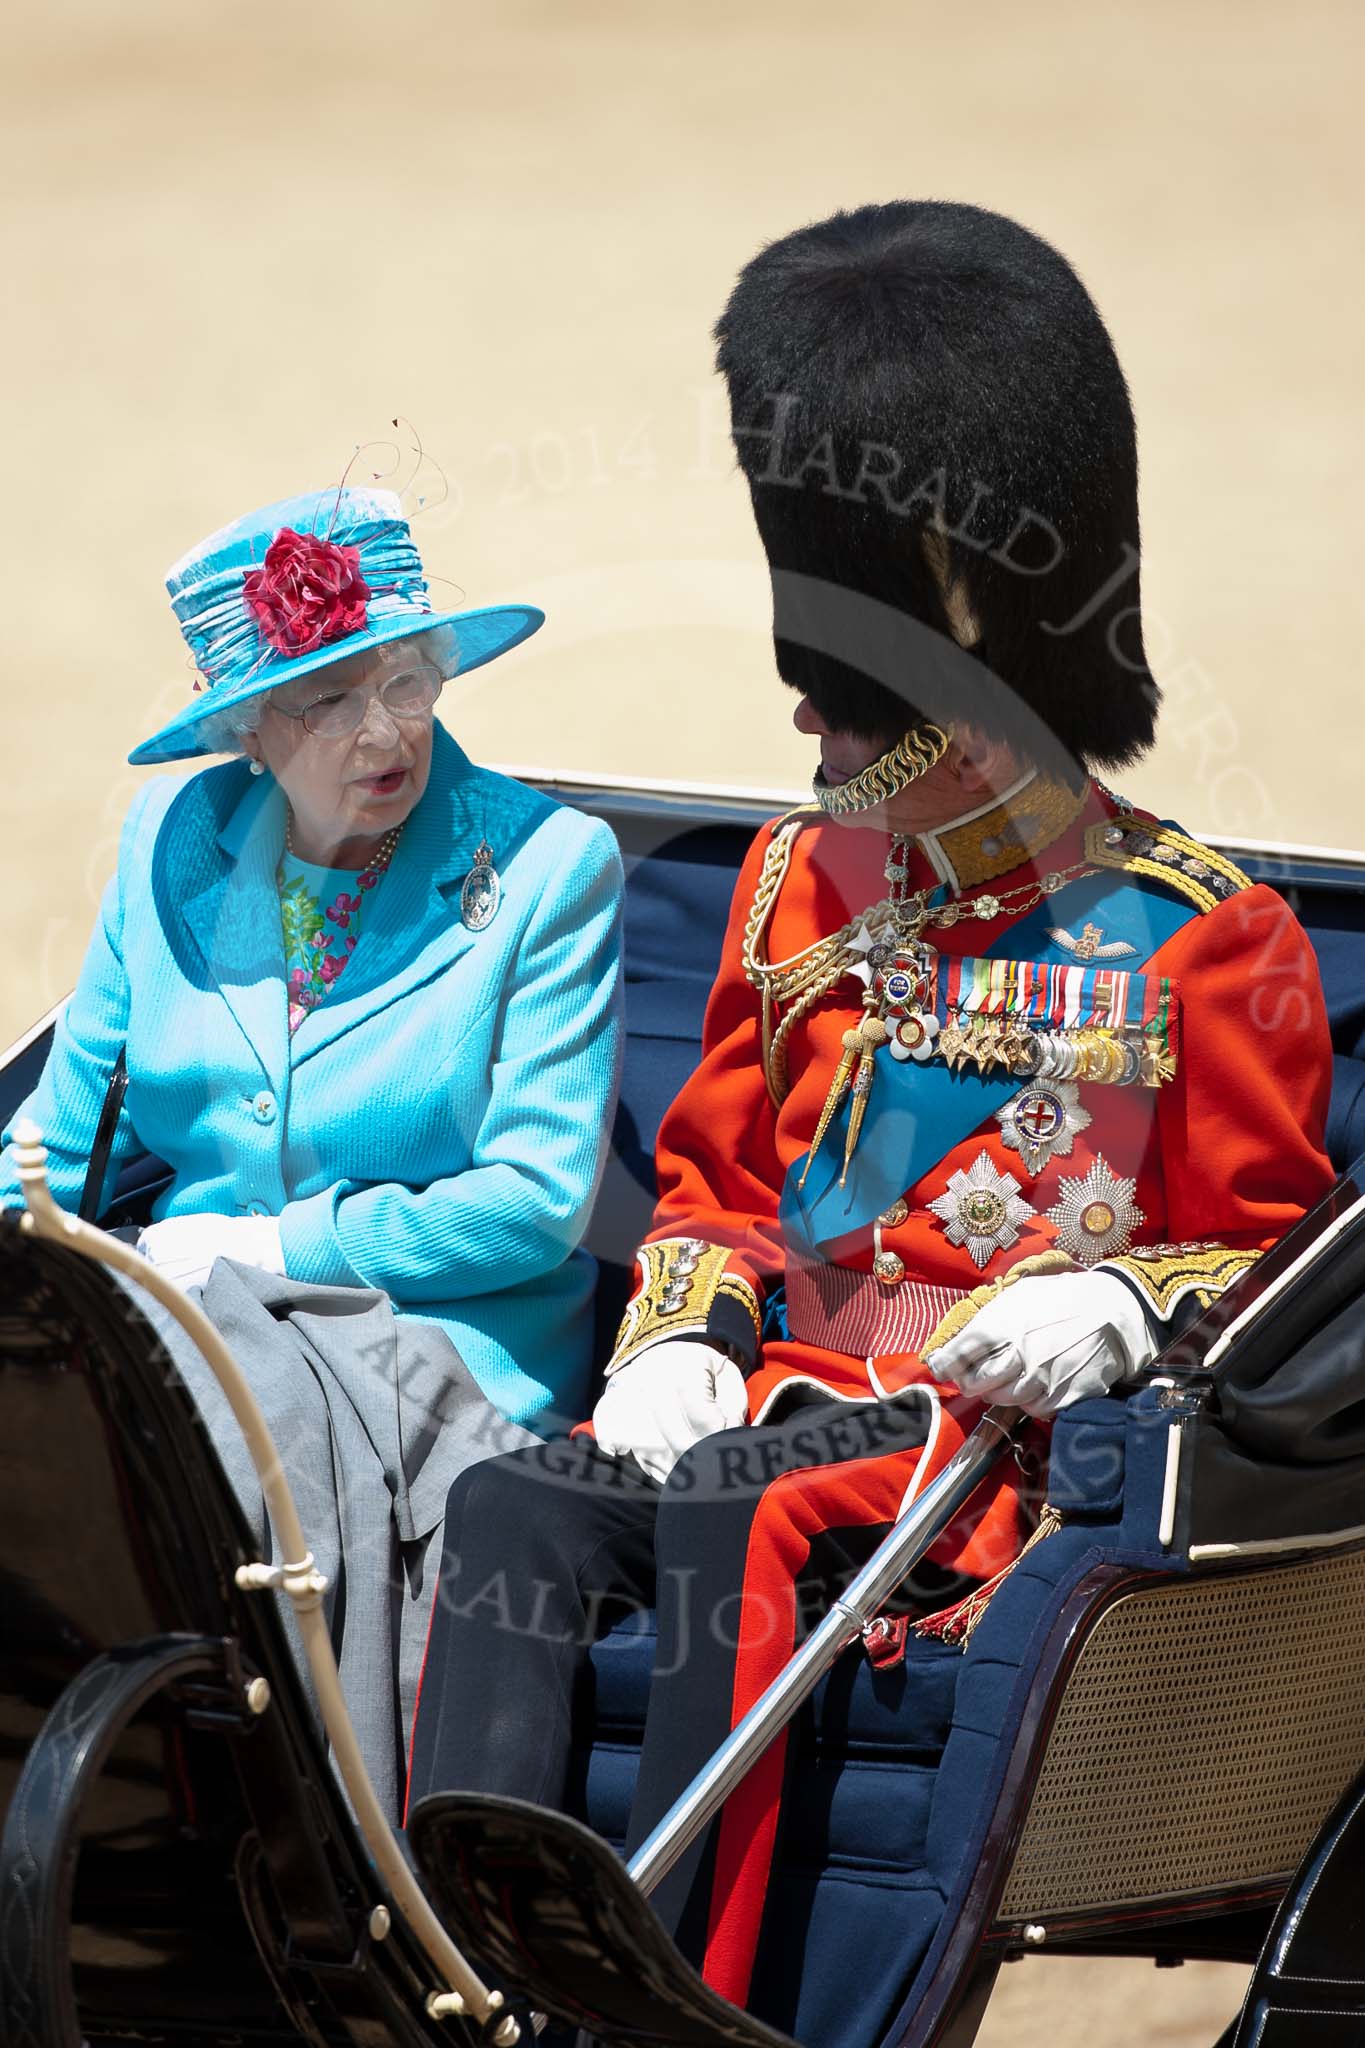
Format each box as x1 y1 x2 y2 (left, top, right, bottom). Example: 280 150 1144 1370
815 721 953 818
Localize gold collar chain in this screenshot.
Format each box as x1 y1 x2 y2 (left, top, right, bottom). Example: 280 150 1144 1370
742 775 1098 1109
744 778 1089 1004
745 854 1095 1006
747 860 1096 1110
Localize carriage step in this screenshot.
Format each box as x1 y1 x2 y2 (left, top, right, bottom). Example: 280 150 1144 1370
408 1793 801 2048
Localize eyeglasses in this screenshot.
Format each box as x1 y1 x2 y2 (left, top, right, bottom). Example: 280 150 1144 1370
273 668 443 739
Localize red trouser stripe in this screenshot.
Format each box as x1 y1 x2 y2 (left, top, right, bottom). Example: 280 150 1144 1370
699 1406 973 2006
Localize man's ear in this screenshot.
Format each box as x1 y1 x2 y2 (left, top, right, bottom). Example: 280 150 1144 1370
952 725 1019 796
921 527 983 649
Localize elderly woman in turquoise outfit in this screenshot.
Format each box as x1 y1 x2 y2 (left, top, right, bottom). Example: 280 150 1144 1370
0 487 623 1813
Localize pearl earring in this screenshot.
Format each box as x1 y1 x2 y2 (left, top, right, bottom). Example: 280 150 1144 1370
248 759 265 777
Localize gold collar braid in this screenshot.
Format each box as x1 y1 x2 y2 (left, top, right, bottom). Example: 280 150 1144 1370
815 721 953 817
930 776 1089 889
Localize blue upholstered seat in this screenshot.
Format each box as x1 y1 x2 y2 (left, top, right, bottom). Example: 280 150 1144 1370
571 1391 1183 2046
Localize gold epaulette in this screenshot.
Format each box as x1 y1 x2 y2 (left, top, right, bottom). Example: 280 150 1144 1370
1104 1242 1262 1319
741 810 822 987
1084 818 1252 915
606 1237 762 1375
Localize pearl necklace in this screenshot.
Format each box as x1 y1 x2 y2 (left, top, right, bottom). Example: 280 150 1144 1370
285 811 404 874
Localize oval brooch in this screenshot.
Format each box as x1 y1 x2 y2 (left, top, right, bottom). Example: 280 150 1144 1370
461 838 501 932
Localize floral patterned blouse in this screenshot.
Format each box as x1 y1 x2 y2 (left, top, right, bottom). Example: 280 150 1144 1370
279 852 385 1035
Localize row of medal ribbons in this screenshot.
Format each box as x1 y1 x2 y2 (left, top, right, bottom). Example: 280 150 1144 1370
876 952 1177 1087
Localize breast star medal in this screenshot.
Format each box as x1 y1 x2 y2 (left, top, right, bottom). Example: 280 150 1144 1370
995 1079 1093 1177
1045 1157 1145 1265
461 838 501 932
928 1150 1036 1269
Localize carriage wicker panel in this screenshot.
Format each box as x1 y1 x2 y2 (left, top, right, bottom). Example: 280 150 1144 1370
996 1550 1365 1922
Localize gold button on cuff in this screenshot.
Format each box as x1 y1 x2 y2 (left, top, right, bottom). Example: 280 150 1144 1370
877 1198 909 1228
873 1250 906 1286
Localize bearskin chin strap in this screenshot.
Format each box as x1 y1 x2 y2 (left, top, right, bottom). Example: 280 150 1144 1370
814 720 954 817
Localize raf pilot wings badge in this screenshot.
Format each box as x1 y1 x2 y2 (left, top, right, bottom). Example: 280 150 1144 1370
1045 919 1139 960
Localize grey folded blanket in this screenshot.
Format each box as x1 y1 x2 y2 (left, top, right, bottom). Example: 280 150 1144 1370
124 1257 539 1819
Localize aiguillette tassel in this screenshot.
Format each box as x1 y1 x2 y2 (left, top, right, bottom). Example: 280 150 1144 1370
840 1015 889 1187
914 1504 1065 1646
798 1026 863 1188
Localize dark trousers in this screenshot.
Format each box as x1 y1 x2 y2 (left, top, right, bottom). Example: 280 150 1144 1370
405 1391 960 1978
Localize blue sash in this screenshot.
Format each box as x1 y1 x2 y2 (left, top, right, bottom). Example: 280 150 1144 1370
780 867 1197 1256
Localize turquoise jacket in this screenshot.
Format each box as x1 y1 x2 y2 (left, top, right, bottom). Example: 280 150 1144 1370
0 724 623 1427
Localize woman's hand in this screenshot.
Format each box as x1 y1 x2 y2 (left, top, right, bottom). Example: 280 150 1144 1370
136 1213 285 1294
592 1341 750 1485
924 1269 1156 1418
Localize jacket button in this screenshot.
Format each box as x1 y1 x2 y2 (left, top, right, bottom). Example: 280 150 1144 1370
252 1092 276 1125
877 1198 909 1228
873 1250 906 1286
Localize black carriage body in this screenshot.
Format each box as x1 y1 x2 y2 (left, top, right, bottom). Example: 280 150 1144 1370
2 776 1365 2048
0 1225 468 2048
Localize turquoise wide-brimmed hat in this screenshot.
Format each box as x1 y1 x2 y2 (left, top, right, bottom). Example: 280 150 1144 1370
129 486 544 766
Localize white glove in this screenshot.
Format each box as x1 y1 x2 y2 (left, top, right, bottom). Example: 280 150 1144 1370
593 1341 750 1486
924 1269 1156 1419
136 1213 286 1294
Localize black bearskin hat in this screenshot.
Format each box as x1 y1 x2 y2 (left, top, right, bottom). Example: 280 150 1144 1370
714 201 1159 778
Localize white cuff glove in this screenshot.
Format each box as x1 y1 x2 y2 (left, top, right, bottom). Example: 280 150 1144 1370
136 1213 286 1295
592 1341 750 1486
924 1269 1156 1419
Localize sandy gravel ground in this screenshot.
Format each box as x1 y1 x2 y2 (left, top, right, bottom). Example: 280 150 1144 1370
2 1 1362 1051
0 12 1356 2038
977 1957 1245 2043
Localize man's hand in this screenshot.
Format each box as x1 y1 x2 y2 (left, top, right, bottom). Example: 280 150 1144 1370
592 1341 749 1485
137 1213 285 1294
924 1269 1156 1418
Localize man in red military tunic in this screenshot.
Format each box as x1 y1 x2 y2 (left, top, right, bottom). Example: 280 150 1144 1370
407 201 1333 2014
